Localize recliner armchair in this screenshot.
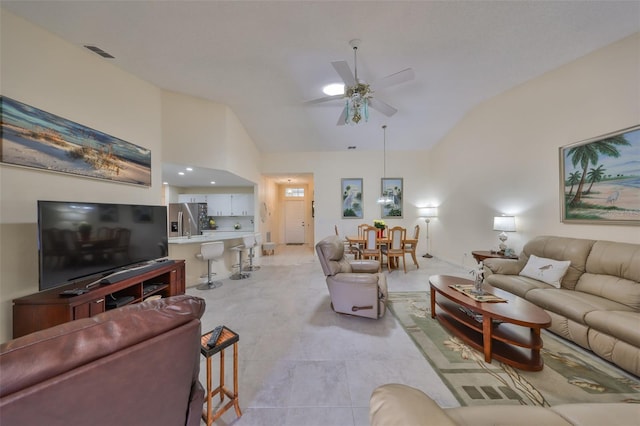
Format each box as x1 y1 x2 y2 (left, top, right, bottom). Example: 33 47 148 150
316 235 388 319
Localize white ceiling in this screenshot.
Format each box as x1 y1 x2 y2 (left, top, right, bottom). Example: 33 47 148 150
4 1 639 186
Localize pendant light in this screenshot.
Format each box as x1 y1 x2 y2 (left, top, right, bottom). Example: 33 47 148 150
377 125 394 204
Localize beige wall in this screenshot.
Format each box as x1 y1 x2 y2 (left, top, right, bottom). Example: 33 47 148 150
262 150 430 245
0 11 164 342
428 32 640 266
161 90 262 185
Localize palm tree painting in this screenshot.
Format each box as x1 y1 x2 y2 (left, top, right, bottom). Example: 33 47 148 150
560 125 640 224
341 178 363 218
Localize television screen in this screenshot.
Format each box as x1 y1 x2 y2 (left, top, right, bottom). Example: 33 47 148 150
37 201 168 291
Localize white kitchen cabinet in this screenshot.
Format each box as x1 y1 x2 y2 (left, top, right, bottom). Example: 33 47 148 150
207 194 254 216
231 194 254 216
207 194 232 216
178 194 207 203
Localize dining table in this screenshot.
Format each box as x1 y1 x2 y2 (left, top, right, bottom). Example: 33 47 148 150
345 235 418 269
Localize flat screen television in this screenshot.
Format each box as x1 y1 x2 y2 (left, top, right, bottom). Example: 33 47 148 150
37 200 168 292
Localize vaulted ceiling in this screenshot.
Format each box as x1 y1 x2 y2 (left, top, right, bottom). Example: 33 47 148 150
5 1 639 156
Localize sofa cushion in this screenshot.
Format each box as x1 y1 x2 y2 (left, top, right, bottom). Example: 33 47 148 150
551 403 640 426
519 254 571 288
580 240 640 310
521 236 595 290
525 289 632 325
584 310 640 348
486 274 549 298
586 240 640 283
446 405 572 426
576 273 640 311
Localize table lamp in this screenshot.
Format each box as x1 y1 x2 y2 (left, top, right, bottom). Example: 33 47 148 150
493 215 516 253
419 207 438 258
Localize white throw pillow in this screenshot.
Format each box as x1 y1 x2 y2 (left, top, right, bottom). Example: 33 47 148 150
519 254 571 288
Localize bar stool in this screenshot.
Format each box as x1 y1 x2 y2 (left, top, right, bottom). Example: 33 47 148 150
243 233 261 272
196 241 224 290
230 234 253 280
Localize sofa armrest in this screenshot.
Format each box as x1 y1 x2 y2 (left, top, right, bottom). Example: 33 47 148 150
483 257 526 276
370 384 456 426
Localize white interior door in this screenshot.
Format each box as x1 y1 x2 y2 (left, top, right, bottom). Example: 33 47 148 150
284 200 305 244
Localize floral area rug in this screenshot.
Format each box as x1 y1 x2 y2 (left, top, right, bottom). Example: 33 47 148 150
387 292 640 407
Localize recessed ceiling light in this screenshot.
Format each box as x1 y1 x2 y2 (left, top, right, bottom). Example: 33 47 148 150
163 181 168 185
178 172 185 176
210 181 216 185
323 83 344 96
186 167 193 171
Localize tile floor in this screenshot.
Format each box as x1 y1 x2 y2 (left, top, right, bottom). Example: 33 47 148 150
189 243 470 426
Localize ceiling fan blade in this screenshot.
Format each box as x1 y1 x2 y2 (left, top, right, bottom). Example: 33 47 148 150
336 105 347 126
331 60 356 86
374 68 415 89
304 94 344 105
370 98 398 117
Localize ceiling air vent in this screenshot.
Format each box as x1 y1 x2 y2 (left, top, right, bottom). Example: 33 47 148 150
84 45 115 59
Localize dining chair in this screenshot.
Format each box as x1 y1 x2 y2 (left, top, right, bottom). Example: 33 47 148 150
360 226 381 271
404 224 420 269
336 224 361 259
382 226 407 273
357 223 369 239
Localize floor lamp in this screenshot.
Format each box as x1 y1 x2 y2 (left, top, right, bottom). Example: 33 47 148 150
419 207 438 258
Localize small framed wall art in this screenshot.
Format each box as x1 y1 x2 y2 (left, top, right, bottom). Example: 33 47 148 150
381 177 403 218
341 178 363 219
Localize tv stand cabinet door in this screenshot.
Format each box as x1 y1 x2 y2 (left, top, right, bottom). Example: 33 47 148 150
73 297 105 319
169 262 186 295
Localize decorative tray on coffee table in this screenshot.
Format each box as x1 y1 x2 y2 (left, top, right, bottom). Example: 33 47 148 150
449 284 507 303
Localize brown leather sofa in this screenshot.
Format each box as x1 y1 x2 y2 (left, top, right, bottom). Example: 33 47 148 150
370 383 640 426
0 295 206 426
316 235 388 319
483 236 640 376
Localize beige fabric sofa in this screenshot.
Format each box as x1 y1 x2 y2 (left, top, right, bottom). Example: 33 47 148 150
369 383 640 426
483 235 640 376
316 235 388 319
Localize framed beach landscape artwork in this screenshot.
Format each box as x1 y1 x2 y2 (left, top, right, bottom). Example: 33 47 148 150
381 177 403 218
341 178 363 219
0 96 151 186
560 125 640 225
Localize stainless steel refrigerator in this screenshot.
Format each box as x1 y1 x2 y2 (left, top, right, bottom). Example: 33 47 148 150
168 203 208 237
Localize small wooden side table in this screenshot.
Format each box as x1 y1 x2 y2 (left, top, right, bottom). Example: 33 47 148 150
200 326 242 425
471 250 518 263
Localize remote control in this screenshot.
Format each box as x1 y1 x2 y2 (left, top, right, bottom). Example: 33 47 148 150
207 326 224 348
60 288 89 296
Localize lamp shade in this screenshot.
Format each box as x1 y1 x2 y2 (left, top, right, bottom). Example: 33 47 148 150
493 216 516 232
418 207 438 218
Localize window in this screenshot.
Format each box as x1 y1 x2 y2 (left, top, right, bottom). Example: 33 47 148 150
285 187 304 197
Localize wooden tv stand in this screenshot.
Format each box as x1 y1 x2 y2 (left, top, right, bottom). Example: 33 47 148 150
12 260 186 338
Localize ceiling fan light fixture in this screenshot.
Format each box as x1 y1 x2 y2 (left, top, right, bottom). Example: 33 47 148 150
344 82 372 125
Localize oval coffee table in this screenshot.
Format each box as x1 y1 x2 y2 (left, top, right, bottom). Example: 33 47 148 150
429 274 551 371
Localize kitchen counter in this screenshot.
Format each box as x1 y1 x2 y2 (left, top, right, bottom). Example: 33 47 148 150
168 231 259 287
168 231 252 244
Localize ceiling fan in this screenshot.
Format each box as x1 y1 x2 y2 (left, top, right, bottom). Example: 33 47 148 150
306 39 415 126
